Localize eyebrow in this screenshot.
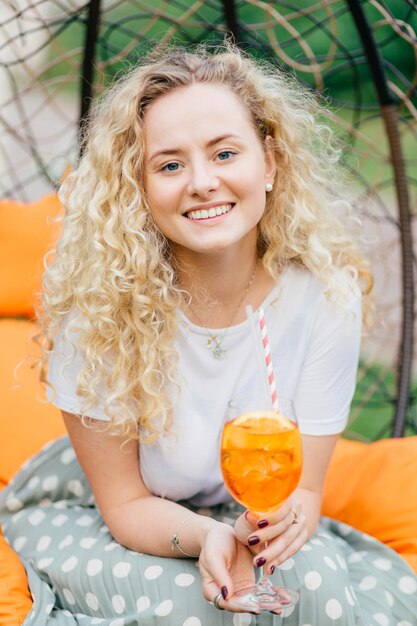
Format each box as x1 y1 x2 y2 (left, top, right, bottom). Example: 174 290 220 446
148 134 241 162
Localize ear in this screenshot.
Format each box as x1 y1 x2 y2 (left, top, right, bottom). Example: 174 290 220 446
264 135 277 182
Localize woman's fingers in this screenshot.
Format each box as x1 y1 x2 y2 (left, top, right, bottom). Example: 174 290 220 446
199 545 259 614
200 559 232 600
234 510 258 547
246 502 302 549
238 500 295 554
244 499 294 533
251 511 308 570
265 524 308 573
199 528 235 601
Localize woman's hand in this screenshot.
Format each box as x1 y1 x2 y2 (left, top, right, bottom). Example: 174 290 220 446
234 499 308 574
198 522 258 613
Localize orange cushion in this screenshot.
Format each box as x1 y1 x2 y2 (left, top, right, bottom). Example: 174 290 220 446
0 319 65 623
0 526 32 624
0 193 62 318
0 319 66 486
322 437 417 573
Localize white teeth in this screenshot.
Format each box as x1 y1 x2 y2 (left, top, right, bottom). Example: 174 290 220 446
185 204 233 220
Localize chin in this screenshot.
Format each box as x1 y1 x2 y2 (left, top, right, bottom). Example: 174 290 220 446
195 241 236 254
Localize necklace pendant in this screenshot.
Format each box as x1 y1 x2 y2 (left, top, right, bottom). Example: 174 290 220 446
207 335 226 360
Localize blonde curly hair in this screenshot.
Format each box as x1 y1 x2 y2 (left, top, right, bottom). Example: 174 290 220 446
38 43 372 441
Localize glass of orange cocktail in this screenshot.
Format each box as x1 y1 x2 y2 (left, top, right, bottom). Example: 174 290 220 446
221 396 303 612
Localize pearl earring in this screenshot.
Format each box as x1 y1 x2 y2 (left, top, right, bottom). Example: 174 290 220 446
265 182 273 192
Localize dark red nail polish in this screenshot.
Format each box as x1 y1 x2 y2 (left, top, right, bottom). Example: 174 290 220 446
256 557 266 567
221 586 228 599
270 565 275 574
248 535 260 546
257 519 269 528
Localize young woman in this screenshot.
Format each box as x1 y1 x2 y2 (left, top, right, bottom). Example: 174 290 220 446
1 44 416 625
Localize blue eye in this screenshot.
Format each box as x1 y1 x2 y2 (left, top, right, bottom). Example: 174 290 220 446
162 162 180 172
217 150 235 161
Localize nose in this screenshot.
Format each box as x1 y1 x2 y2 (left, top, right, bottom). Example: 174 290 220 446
187 161 220 197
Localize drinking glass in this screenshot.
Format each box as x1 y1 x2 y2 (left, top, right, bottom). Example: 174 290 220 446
220 395 303 612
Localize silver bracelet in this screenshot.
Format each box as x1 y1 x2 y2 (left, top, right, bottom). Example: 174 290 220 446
171 514 200 558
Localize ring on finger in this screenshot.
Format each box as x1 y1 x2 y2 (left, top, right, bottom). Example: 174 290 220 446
291 508 299 524
213 592 224 610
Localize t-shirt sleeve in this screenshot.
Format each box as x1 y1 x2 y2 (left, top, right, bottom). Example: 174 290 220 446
294 288 362 436
46 319 110 421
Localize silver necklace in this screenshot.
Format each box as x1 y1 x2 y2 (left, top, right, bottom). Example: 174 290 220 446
189 263 258 360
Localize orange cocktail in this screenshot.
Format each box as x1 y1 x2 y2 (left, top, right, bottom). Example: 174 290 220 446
220 401 303 611
221 410 303 513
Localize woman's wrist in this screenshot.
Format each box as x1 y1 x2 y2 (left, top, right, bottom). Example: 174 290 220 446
171 514 228 557
195 517 232 553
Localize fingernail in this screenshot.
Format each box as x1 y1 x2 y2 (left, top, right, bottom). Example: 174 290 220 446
270 565 275 574
256 557 266 567
244 510 250 521
248 535 260 546
257 519 268 528
221 586 228 599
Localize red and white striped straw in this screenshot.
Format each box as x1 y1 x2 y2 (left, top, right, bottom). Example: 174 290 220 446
258 307 279 410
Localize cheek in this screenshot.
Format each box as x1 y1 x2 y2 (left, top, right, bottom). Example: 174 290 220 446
238 175 267 210
146 180 178 215
231 156 267 195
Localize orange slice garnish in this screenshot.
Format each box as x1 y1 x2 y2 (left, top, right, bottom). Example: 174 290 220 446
233 411 294 432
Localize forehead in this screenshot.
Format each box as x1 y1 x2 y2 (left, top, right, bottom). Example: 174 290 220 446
142 82 257 148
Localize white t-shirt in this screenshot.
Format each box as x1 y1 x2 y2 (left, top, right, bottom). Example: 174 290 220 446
47 265 362 506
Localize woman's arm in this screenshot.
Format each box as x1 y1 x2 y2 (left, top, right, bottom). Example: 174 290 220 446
63 410 256 609
295 432 340 537
63 410 221 556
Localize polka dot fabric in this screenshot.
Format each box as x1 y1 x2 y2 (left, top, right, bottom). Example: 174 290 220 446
1 437 417 625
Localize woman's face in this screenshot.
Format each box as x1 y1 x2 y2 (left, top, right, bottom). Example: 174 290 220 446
143 82 276 259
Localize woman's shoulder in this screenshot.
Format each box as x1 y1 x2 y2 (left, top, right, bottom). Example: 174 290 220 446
281 263 361 314
279 264 323 301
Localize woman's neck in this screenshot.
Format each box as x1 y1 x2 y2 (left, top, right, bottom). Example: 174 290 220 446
174 247 275 329
178 253 257 304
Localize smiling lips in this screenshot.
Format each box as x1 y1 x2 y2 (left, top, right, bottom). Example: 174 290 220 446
184 203 234 220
